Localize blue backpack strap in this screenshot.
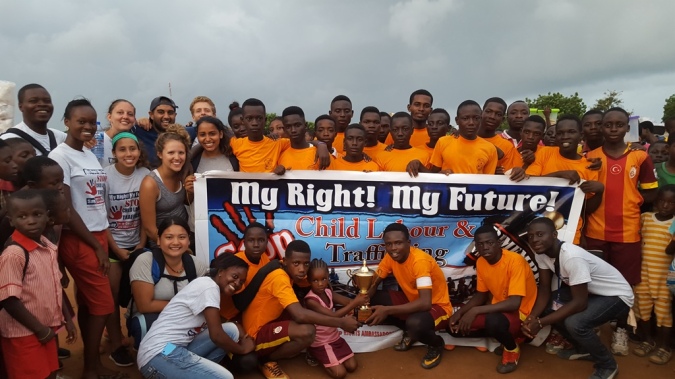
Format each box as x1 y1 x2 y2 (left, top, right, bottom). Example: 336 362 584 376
151 248 165 284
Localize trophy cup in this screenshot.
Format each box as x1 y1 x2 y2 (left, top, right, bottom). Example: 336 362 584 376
348 259 375 322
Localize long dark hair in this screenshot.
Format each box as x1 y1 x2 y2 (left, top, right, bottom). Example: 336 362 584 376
195 116 234 157
209 253 248 278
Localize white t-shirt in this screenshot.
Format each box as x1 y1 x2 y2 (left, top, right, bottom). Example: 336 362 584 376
137 277 221 368
48 144 109 231
535 242 634 307
1 122 67 156
104 165 151 248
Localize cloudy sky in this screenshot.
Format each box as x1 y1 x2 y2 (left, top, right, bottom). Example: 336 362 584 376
2 0 674 130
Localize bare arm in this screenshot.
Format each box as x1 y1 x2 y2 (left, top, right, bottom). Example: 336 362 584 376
131 281 169 314
204 307 254 355
285 302 360 332
139 176 159 244
63 184 109 275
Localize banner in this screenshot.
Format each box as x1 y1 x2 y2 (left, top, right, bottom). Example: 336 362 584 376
194 171 585 276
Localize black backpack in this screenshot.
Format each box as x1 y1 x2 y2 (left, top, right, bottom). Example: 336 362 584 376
232 259 283 312
3 128 57 156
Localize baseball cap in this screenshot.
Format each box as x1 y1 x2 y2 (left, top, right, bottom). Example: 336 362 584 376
149 96 178 111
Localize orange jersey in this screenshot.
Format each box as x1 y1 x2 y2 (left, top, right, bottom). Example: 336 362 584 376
385 127 429 147
220 252 271 320
328 156 381 172
421 143 435 157
375 147 430 172
585 148 657 242
230 137 290 173
242 269 299 338
363 142 387 161
483 135 521 171
334 132 345 155
430 135 498 174
376 247 453 316
476 250 538 319
278 146 319 170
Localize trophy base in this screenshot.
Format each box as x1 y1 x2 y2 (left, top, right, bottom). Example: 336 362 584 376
356 308 372 323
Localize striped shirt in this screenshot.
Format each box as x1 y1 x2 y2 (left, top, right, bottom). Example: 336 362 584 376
638 213 673 299
0 231 63 338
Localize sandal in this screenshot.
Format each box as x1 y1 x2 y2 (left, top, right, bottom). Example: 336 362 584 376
632 341 656 357
648 348 672 365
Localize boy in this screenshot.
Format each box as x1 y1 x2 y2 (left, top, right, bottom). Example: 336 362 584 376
423 108 451 156
656 136 675 186
278 106 319 171
385 89 434 147
360 106 387 158
4 138 36 179
0 189 76 379
478 97 521 172
0 140 19 217
378 111 391 143
648 141 669 165
328 124 381 172
375 112 430 173
502 101 530 147
315 115 338 157
329 95 354 155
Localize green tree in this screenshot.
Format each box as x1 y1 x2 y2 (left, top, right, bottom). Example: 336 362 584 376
265 112 277 134
663 94 675 122
525 92 587 118
593 90 624 112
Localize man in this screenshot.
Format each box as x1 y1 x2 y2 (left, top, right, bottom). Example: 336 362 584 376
581 109 604 154
328 124 381 172
314 115 338 157
241 240 360 379
639 120 664 148
360 106 386 158
422 108 451 156
189 95 216 122
366 223 452 369
278 106 319 170
523 217 633 379
231 99 330 173
329 95 354 155
410 100 498 175
378 111 391 143
478 97 521 172
1 84 66 156
510 115 546 169
385 89 433 147
375 112 430 172
502 101 530 147
449 225 537 374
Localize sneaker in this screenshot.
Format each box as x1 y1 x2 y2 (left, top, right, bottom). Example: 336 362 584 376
545 332 574 355
588 366 618 379
648 348 672 365
109 346 135 367
305 352 319 367
394 332 413 351
610 328 629 356
58 348 71 359
260 362 290 379
632 341 656 357
421 345 443 369
496 346 520 374
556 348 593 361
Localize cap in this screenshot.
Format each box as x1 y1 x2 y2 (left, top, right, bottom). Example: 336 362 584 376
149 96 178 111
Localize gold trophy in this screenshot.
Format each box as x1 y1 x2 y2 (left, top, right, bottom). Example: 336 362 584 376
348 259 375 322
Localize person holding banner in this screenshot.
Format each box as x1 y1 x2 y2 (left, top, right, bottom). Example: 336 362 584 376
278 106 319 171
328 124 381 172
365 223 452 370
375 112 430 173
314 115 339 157
422 108 451 156
359 106 386 159
449 225 537 374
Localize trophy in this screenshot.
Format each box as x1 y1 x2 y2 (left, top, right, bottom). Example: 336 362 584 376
347 259 375 322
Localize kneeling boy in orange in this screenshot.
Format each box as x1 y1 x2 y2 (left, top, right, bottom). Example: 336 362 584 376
328 124 382 172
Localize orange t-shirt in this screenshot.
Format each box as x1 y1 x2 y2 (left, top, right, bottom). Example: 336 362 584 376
476 250 537 320
376 247 453 316
526 146 600 244
483 135 521 171
220 252 271 320
421 143 435 157
363 142 387 161
230 137 291 173
375 147 430 172
328 156 381 172
430 135 498 174
334 132 345 155
241 269 299 338
385 127 429 147
278 146 319 170
585 148 658 243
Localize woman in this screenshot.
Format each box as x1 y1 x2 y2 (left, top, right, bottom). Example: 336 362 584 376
128 217 208 348
101 99 136 167
191 116 239 173
139 124 193 246
227 101 246 138
137 253 254 379
103 132 150 366
48 98 120 379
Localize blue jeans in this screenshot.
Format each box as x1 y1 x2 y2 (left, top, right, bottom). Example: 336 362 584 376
140 322 239 379
561 295 629 370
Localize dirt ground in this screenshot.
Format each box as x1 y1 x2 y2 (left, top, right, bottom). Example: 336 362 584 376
58 323 675 379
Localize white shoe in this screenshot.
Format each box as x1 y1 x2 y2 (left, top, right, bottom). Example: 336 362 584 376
610 327 629 356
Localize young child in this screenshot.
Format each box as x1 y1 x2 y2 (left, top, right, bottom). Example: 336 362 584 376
0 139 19 217
4 138 36 183
304 259 366 379
633 185 675 364
649 141 669 165
656 137 675 187
0 189 76 379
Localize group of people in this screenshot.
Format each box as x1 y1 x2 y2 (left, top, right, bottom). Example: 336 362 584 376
0 83 673 379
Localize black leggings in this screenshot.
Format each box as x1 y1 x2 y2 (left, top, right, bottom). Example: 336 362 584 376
448 312 518 350
371 290 444 347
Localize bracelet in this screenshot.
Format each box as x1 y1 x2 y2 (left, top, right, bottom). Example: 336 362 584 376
37 328 52 342
536 317 543 329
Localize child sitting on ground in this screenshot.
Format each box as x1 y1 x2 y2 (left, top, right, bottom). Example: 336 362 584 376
304 258 367 379
0 189 77 379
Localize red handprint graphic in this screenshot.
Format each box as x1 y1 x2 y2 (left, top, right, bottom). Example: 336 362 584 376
110 206 123 220
209 201 294 260
85 179 98 196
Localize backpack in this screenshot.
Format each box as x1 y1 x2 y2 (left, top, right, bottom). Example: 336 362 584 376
118 248 198 307
3 128 57 156
0 242 31 312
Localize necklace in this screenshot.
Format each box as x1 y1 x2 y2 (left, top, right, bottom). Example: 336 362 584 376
166 261 184 274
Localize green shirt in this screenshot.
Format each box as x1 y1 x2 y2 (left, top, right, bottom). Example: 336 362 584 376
656 162 675 187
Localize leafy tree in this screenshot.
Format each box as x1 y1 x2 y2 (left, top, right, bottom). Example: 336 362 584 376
593 90 624 112
525 92 587 118
663 94 675 122
265 112 278 128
